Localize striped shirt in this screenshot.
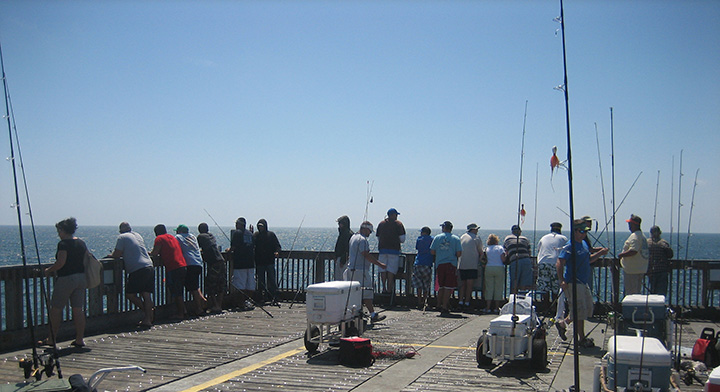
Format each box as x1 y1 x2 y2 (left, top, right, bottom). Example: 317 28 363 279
503 235 531 263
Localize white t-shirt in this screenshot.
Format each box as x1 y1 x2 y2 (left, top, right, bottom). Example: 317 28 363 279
484 244 505 267
621 230 649 274
537 232 568 265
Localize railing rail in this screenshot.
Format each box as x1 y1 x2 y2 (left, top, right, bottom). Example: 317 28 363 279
1 252 719 352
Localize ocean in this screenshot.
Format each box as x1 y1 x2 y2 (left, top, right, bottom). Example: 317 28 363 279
1 225 718 266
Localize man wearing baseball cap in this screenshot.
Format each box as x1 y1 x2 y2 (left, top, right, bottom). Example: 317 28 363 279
617 214 649 296
345 221 387 323
430 221 462 316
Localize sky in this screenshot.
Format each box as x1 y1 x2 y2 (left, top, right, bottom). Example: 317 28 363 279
0 0 718 235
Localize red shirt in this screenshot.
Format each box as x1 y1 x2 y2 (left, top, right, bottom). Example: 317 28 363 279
153 234 186 271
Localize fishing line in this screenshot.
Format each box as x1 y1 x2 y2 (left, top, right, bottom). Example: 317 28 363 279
276 215 305 304
289 235 330 309
652 170 660 227
203 208 231 243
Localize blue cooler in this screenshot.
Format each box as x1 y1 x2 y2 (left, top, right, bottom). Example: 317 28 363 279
622 295 666 323
606 335 672 392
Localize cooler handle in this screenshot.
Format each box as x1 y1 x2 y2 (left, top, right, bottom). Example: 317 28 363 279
632 307 654 324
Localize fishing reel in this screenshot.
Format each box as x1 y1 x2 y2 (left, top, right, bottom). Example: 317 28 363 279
18 354 55 380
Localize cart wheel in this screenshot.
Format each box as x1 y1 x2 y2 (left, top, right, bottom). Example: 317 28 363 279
476 336 493 366
530 338 547 370
304 326 321 353
345 322 360 337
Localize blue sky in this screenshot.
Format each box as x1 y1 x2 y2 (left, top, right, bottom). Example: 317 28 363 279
0 0 718 235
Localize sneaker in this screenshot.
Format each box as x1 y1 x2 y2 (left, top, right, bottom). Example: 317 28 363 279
555 320 567 341
579 338 595 348
440 308 451 317
371 313 386 323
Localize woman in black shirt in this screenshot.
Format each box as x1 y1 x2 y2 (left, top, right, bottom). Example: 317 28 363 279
40 217 87 347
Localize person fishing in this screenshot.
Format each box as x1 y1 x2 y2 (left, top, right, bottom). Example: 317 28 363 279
618 214 649 296
647 225 673 296
333 215 353 281
555 219 608 347
40 217 88 348
197 222 227 314
253 219 282 305
228 217 256 310
376 208 406 295
344 221 387 323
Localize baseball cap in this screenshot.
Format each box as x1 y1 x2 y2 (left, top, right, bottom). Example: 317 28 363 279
440 221 453 229
175 224 189 233
387 208 400 216
626 214 642 225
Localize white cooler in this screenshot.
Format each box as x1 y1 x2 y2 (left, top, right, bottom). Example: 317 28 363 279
488 313 532 358
607 335 672 392
706 366 720 392
306 281 362 323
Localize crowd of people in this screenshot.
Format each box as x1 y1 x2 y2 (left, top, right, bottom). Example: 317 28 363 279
39 211 674 346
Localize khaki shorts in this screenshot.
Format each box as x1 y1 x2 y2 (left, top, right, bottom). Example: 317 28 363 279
51 273 87 309
565 283 593 321
344 269 374 300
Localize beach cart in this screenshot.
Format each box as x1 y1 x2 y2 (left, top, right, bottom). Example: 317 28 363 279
476 294 547 370
304 281 365 353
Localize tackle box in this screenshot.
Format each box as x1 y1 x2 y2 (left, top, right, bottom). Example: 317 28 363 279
306 281 362 323
607 335 672 392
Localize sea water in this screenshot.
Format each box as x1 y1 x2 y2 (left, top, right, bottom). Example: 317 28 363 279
1 225 718 266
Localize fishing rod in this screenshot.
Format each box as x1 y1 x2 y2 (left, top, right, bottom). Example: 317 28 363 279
652 170 660 227
203 208 231 243
594 122 611 251
532 163 539 254
509 99 529 339
363 180 374 222
275 215 305 304
684 169 699 261
592 171 643 248
610 106 618 392
1 39 63 380
289 235 330 309
556 2 581 388
676 150 684 257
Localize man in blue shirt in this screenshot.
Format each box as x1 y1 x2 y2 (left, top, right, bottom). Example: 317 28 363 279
555 219 608 346
430 221 462 316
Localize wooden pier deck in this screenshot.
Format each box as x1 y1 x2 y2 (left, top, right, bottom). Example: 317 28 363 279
0 302 717 391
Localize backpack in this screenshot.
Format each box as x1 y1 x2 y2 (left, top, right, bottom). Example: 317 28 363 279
339 337 374 367
692 327 719 367
84 250 102 289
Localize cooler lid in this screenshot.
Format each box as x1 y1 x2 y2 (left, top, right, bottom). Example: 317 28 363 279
607 336 671 366
708 365 720 385
621 294 666 307
490 313 531 327
307 280 361 294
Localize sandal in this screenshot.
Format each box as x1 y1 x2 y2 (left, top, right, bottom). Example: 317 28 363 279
37 338 54 347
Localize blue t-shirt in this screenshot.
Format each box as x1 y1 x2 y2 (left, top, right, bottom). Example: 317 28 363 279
558 240 591 284
176 233 203 267
430 232 462 267
415 235 433 266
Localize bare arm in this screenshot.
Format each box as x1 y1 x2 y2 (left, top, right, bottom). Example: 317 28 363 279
45 250 67 276
362 250 386 270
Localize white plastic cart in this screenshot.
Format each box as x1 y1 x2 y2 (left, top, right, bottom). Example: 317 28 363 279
304 281 365 353
476 294 548 369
